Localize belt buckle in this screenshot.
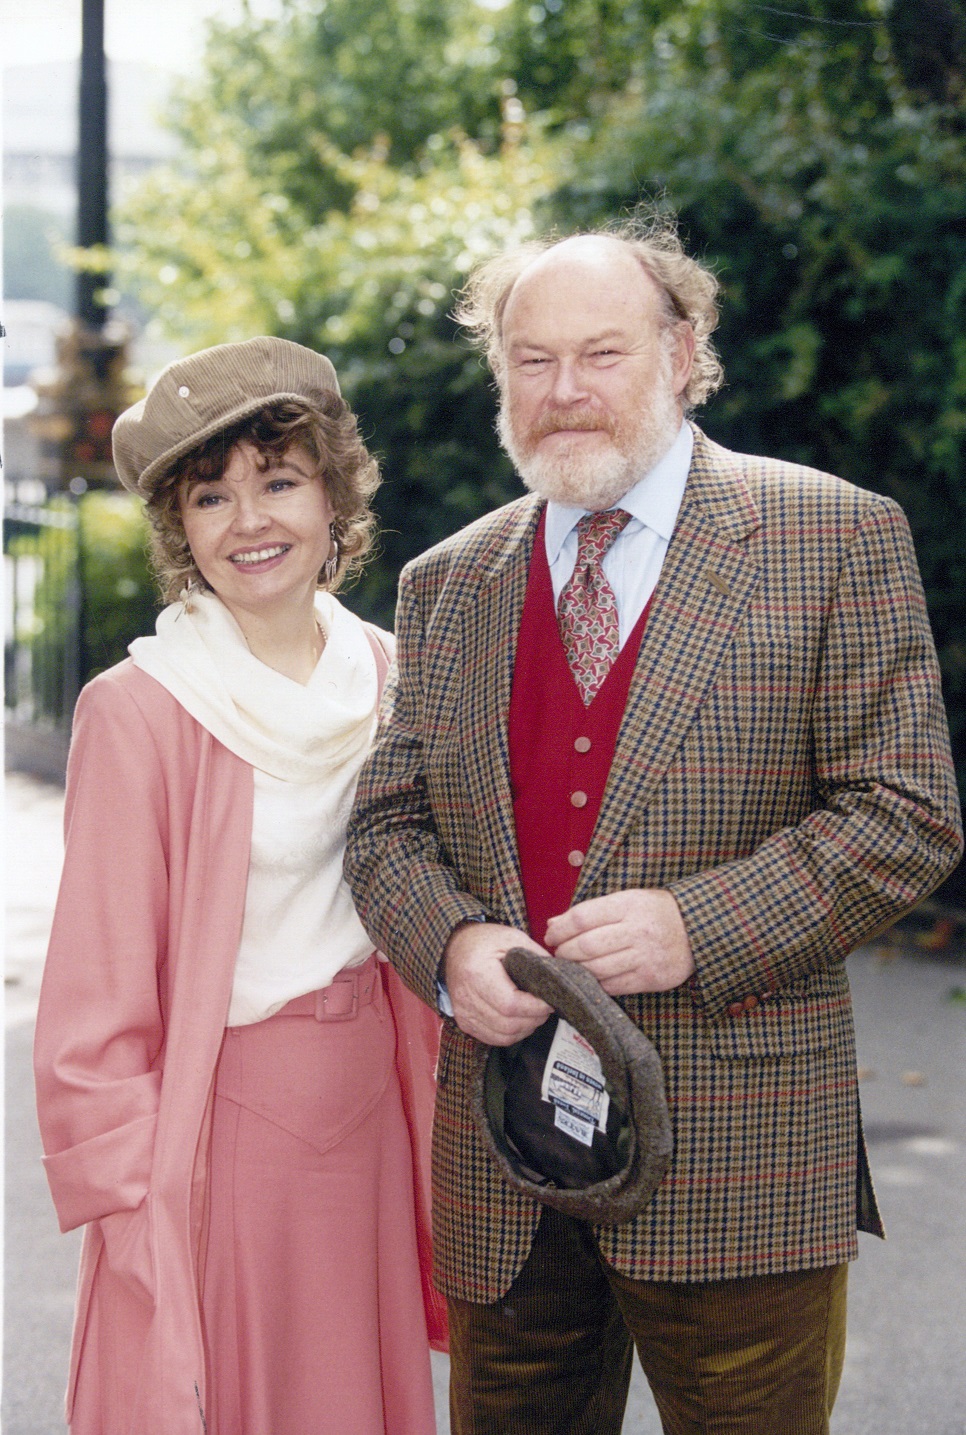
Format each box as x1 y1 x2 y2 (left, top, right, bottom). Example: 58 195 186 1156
317 979 358 1022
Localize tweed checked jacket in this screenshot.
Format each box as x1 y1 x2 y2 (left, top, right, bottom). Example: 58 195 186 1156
345 427 963 1301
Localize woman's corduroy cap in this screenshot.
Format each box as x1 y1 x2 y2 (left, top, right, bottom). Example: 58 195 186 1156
470 947 673 1225
112 337 341 496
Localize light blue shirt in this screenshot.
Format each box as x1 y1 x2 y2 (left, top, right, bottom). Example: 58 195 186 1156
544 421 693 647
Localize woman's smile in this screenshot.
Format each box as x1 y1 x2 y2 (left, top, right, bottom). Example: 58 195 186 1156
229 543 292 567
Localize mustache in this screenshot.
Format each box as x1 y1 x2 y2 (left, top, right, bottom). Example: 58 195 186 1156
528 408 616 441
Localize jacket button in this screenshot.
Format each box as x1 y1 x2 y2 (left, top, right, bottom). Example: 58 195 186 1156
727 1001 745 1018
574 736 591 753
570 790 588 808
567 850 585 868
744 995 760 1011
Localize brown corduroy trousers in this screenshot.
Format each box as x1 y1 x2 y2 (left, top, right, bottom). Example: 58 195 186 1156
448 1208 847 1435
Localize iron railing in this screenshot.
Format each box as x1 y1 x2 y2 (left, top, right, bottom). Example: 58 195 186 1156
4 486 83 779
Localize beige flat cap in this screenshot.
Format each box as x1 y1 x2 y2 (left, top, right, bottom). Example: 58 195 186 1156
112 336 341 496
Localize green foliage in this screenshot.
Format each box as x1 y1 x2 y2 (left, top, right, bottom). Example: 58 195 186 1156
79 492 159 678
188 0 507 177
114 0 966 796
496 0 677 125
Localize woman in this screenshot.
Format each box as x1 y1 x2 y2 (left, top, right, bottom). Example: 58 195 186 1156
34 337 445 1435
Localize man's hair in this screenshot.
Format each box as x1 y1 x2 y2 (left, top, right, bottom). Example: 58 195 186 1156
453 212 724 411
145 392 379 604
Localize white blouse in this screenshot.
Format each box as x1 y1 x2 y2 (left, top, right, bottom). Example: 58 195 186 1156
129 587 382 1025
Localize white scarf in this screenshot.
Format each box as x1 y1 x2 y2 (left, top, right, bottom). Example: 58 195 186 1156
129 588 378 784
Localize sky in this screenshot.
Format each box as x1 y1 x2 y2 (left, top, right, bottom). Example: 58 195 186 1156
1 0 285 73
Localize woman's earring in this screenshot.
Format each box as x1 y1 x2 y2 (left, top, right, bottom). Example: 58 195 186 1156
323 528 339 588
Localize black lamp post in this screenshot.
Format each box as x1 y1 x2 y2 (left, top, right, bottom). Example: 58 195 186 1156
29 0 140 490
77 0 110 330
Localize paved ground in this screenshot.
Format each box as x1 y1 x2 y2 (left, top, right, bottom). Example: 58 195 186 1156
5 770 966 1433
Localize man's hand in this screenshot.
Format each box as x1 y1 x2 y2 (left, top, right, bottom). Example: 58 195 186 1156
545 889 695 996
444 923 552 1045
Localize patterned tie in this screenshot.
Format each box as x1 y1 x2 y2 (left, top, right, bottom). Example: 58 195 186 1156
557 508 631 705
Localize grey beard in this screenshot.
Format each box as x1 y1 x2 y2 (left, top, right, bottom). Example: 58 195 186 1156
497 402 680 512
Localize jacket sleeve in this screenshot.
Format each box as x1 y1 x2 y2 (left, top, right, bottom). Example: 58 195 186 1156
34 674 170 1233
671 496 963 1020
345 567 491 1009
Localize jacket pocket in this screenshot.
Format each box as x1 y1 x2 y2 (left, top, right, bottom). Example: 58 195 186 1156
702 966 853 1060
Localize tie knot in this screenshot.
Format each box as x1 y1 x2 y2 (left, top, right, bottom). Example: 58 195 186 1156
575 508 630 564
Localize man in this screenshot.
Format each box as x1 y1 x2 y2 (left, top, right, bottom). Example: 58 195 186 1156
344 218 962 1433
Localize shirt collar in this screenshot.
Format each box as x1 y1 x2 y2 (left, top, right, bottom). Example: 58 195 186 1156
544 420 693 564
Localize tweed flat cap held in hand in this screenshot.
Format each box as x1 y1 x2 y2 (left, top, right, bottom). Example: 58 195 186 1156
470 948 673 1225
112 336 341 496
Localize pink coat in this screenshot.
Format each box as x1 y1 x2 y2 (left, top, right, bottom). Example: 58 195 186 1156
34 643 445 1435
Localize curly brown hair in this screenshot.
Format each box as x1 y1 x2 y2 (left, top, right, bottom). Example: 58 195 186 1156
144 391 379 604
452 211 724 412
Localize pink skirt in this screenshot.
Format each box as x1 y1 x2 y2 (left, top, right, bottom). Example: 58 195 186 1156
200 959 436 1435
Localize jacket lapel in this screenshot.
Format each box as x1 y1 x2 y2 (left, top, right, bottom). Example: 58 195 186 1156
576 432 762 899
457 496 542 924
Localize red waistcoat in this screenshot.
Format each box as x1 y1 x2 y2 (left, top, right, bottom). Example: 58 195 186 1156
509 513 651 946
